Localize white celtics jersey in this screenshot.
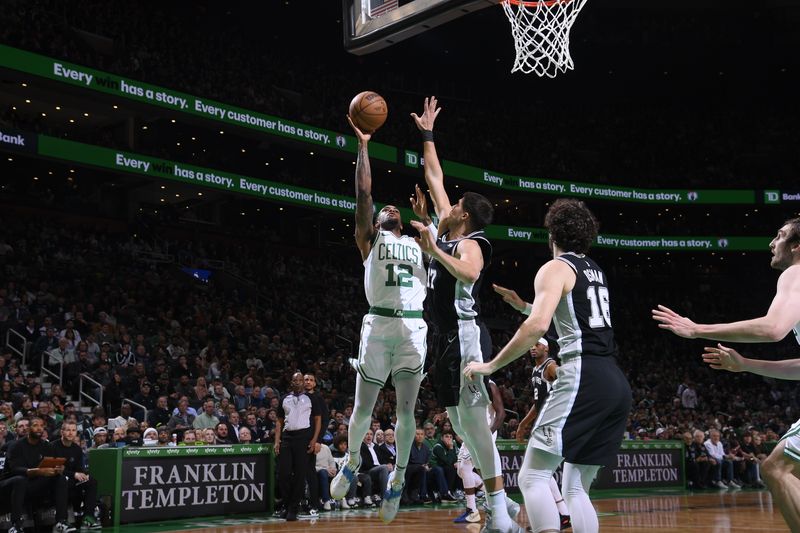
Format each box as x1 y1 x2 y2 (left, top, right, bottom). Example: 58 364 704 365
364 230 426 310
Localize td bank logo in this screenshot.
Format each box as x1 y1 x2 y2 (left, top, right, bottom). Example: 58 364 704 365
404 151 424 168
764 190 780 204
0 129 36 154
0 131 25 147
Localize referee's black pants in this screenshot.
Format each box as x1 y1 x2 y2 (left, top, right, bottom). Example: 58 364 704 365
278 429 312 512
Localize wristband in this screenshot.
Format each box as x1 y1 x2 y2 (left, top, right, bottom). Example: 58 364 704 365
421 130 434 142
427 223 439 243
523 303 533 316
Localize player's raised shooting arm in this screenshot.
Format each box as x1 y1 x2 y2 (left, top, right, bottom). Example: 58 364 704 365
350 117 375 260
411 96 451 221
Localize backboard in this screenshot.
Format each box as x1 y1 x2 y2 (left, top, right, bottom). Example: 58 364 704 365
343 0 499 55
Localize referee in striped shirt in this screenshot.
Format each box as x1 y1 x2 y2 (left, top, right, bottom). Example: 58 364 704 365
275 372 321 521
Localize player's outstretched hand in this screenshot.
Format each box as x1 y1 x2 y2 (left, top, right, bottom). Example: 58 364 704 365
464 361 492 381
702 344 745 372
652 304 698 338
346 115 371 143
493 284 526 313
410 220 436 254
410 184 430 223
410 96 441 132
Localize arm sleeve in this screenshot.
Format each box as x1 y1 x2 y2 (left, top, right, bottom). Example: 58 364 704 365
427 223 439 242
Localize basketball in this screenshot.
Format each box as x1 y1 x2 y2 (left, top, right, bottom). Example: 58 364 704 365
348 91 388 133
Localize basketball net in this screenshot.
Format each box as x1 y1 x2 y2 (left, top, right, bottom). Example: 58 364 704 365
502 0 589 78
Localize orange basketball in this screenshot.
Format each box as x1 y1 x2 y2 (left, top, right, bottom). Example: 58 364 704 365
348 91 388 133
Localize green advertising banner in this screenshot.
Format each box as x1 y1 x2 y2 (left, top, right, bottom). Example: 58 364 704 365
484 226 771 251
38 136 359 214
0 45 396 163
0 44 772 206
2 133 773 252
440 160 755 205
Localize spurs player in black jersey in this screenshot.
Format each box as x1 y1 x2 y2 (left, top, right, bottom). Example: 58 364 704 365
654 218 800 531
409 96 521 533
466 199 631 533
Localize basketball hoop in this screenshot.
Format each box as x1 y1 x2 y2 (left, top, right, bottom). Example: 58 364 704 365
502 0 589 78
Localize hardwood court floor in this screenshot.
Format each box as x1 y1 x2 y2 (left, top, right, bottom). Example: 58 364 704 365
148 490 789 533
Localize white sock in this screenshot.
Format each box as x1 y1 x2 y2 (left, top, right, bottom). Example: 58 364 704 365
549 477 569 515
393 466 406 488
488 489 512 528
465 492 477 511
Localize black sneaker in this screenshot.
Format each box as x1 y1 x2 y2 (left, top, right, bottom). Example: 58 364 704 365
560 514 572 530
286 510 298 522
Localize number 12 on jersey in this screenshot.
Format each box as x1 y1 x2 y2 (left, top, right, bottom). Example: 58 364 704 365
586 286 611 328
385 263 413 287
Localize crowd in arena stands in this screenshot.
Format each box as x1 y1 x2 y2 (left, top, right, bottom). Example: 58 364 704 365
0 203 797 522
2 0 800 191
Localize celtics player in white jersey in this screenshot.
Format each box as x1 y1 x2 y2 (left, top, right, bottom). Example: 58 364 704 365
330 116 428 524
654 217 800 531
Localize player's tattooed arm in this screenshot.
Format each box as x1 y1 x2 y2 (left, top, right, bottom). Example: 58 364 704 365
349 115 375 261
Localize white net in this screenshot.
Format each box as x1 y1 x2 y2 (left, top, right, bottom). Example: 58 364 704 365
502 0 589 78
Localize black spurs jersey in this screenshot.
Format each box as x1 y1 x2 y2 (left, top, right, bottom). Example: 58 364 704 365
553 252 617 358
426 230 492 331
531 357 556 413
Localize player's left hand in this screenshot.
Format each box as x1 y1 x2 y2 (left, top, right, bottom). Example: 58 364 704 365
651 304 698 338
464 361 492 380
410 220 436 254
410 184 430 223
702 344 745 372
346 115 371 144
